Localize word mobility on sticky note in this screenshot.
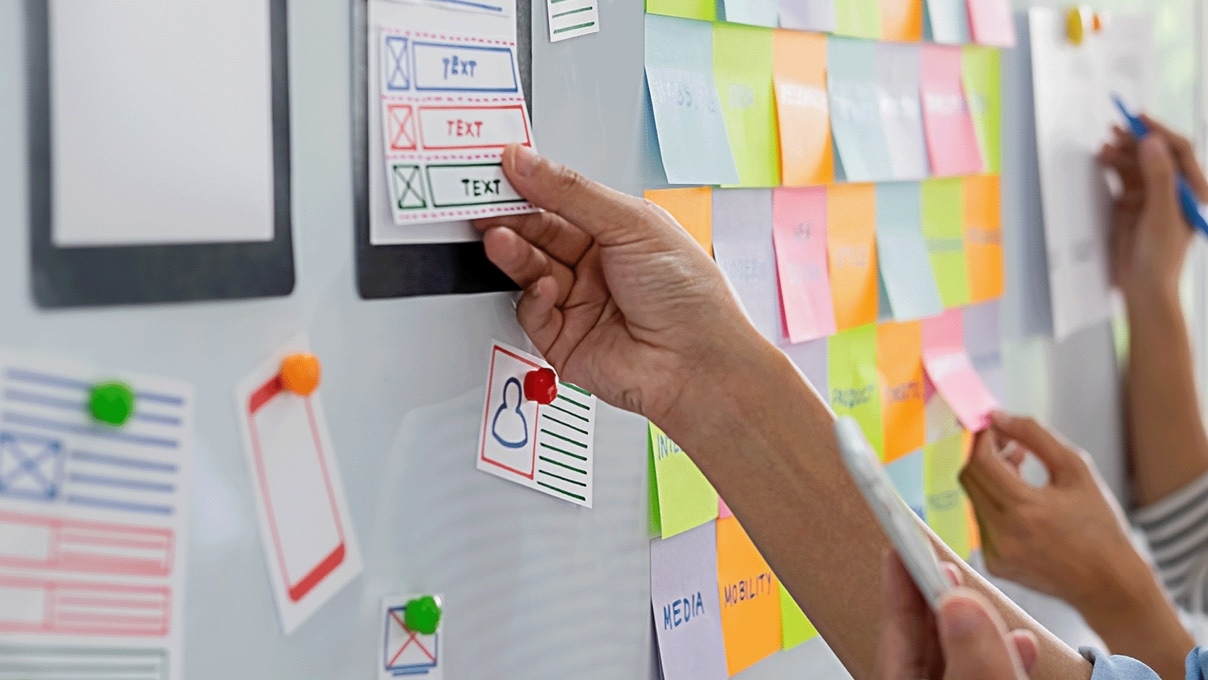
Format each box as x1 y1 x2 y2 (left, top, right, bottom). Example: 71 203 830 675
885 450 926 519
968 0 1015 47
925 432 971 559
780 0 835 31
962 47 1002 173
772 30 834 187
921 45 984 176
780 584 819 649
650 422 719 539
714 24 780 188
547 0 599 41
379 594 442 679
647 0 717 20
922 309 997 431
834 0 880 38
0 349 195 678
716 516 781 676
829 324 884 457
876 182 942 320
964 174 1004 303
723 0 779 26
651 524 729 680
922 178 971 308
646 187 713 254
773 187 836 343
877 43 929 180
878 321 925 462
827 39 893 182
963 300 1004 399
881 0 923 41
235 335 362 634
379 29 536 225
827 183 879 330
924 0 968 44
477 341 597 507
645 15 739 186
713 189 783 343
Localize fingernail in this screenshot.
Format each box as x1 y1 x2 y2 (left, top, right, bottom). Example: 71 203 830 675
513 144 539 178
940 598 985 638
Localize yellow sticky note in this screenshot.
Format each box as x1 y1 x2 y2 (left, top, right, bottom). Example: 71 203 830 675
717 516 781 675
779 583 818 648
645 187 713 255
921 178 970 308
829 324 884 457
646 0 717 21
835 0 881 38
925 431 971 559
880 0 923 41
878 320 925 463
963 174 1004 303
650 422 719 539
772 30 833 186
713 24 780 188
828 184 879 330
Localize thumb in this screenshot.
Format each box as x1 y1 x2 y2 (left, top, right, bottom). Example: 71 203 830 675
1138 135 1179 217
502 144 645 247
938 592 1028 680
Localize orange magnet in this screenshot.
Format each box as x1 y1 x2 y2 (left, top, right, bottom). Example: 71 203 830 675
280 353 321 396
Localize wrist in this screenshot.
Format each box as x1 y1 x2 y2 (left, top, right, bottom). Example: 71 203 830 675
1073 556 1175 638
1123 276 1182 313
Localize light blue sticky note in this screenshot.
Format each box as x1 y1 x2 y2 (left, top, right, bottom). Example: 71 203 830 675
963 300 1004 400
827 38 893 182
723 0 780 26
779 0 834 31
645 15 740 186
712 189 783 343
886 450 926 520
925 0 969 44
783 337 827 399
876 183 944 321
877 43 929 180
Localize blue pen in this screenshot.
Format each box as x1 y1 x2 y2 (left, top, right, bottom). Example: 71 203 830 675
1111 95 1208 237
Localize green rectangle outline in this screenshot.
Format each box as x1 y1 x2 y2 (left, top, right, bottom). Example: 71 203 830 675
425 163 530 208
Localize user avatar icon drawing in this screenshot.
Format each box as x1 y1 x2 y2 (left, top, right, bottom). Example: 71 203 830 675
491 377 529 449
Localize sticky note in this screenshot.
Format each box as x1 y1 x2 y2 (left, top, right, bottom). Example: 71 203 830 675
645 15 740 186
714 24 780 187
650 436 662 536
962 47 1002 172
834 0 880 38
647 0 717 21
719 498 734 518
878 320 925 463
885 450 925 519
925 432 971 559
877 43 929 180
779 584 819 648
783 337 828 399
876 182 943 320
828 324 883 457
772 30 834 186
780 0 835 31
880 0 922 41
547 0 600 42
827 38 893 182
963 299 1004 400
646 187 714 254
925 373 963 444
723 0 779 26
651 422 720 539
963 174 1003 303
922 309 998 431
921 45 984 176
716 516 781 675
967 0 1015 47
773 188 836 343
827 183 879 330
923 0 968 44
651 524 730 680
921 178 970 308
713 189 783 343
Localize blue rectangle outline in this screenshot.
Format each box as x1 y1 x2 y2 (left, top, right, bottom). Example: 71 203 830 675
411 41 518 93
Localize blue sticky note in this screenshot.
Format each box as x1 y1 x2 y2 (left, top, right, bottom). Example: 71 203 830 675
722 0 779 26
924 0 969 44
712 189 783 343
875 183 944 320
877 43 929 180
885 450 926 520
827 38 893 182
645 15 740 186
779 0 835 31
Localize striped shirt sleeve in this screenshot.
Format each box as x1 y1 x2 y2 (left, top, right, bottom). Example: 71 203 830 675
1135 470 1208 613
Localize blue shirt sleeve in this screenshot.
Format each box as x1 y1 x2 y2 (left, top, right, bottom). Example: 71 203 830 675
1079 647 1163 680
1187 646 1208 680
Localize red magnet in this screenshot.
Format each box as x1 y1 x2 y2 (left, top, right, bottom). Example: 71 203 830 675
524 368 558 405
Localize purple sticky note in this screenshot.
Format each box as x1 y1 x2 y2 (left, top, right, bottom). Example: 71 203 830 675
651 524 729 680
782 337 828 402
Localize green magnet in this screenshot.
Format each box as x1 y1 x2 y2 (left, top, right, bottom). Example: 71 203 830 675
404 595 442 635
89 381 136 427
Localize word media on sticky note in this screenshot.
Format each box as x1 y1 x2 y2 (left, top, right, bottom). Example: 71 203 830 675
922 310 997 432
650 422 719 539
772 187 836 343
477 341 597 506
716 516 782 676
651 523 729 680
920 44 984 177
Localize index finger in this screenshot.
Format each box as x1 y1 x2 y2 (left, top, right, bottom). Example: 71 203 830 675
960 431 1030 507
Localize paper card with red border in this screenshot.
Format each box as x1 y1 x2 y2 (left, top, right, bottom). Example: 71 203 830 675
379 594 442 679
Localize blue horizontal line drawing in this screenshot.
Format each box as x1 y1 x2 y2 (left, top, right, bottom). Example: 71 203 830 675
3 389 182 427
70 450 177 474
5 369 184 406
68 473 175 494
2 412 178 449
66 495 174 516
431 0 504 11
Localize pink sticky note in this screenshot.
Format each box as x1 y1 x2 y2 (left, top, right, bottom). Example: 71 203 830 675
719 498 734 519
967 0 1016 47
772 188 837 343
920 45 984 176
922 309 997 431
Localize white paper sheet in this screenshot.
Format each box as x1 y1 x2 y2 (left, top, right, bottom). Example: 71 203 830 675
0 348 194 680
546 0 599 41
378 593 443 679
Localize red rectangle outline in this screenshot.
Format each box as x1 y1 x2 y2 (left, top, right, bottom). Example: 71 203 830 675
0 574 169 637
0 510 172 577
247 375 346 604
386 104 418 152
479 346 540 480
417 104 532 151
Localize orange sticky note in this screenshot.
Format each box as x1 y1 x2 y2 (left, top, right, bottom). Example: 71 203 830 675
646 187 713 255
772 30 834 187
717 516 781 675
878 320 925 462
880 0 923 41
963 174 1003 302
828 184 879 330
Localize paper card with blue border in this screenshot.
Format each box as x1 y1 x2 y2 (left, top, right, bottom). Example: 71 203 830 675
380 594 442 679
476 341 597 507
0 431 64 501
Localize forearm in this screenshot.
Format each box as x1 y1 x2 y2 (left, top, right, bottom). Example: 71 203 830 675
1126 284 1208 506
658 332 1090 680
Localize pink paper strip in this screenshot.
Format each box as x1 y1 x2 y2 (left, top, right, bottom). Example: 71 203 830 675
772 188 837 343
922 309 997 431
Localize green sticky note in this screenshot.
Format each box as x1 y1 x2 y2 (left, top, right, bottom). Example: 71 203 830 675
713 23 780 188
648 431 662 538
921 178 970 308
834 0 881 39
828 324 884 457
650 422 719 538
925 432 970 559
962 46 1002 173
646 0 717 20
780 583 818 648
